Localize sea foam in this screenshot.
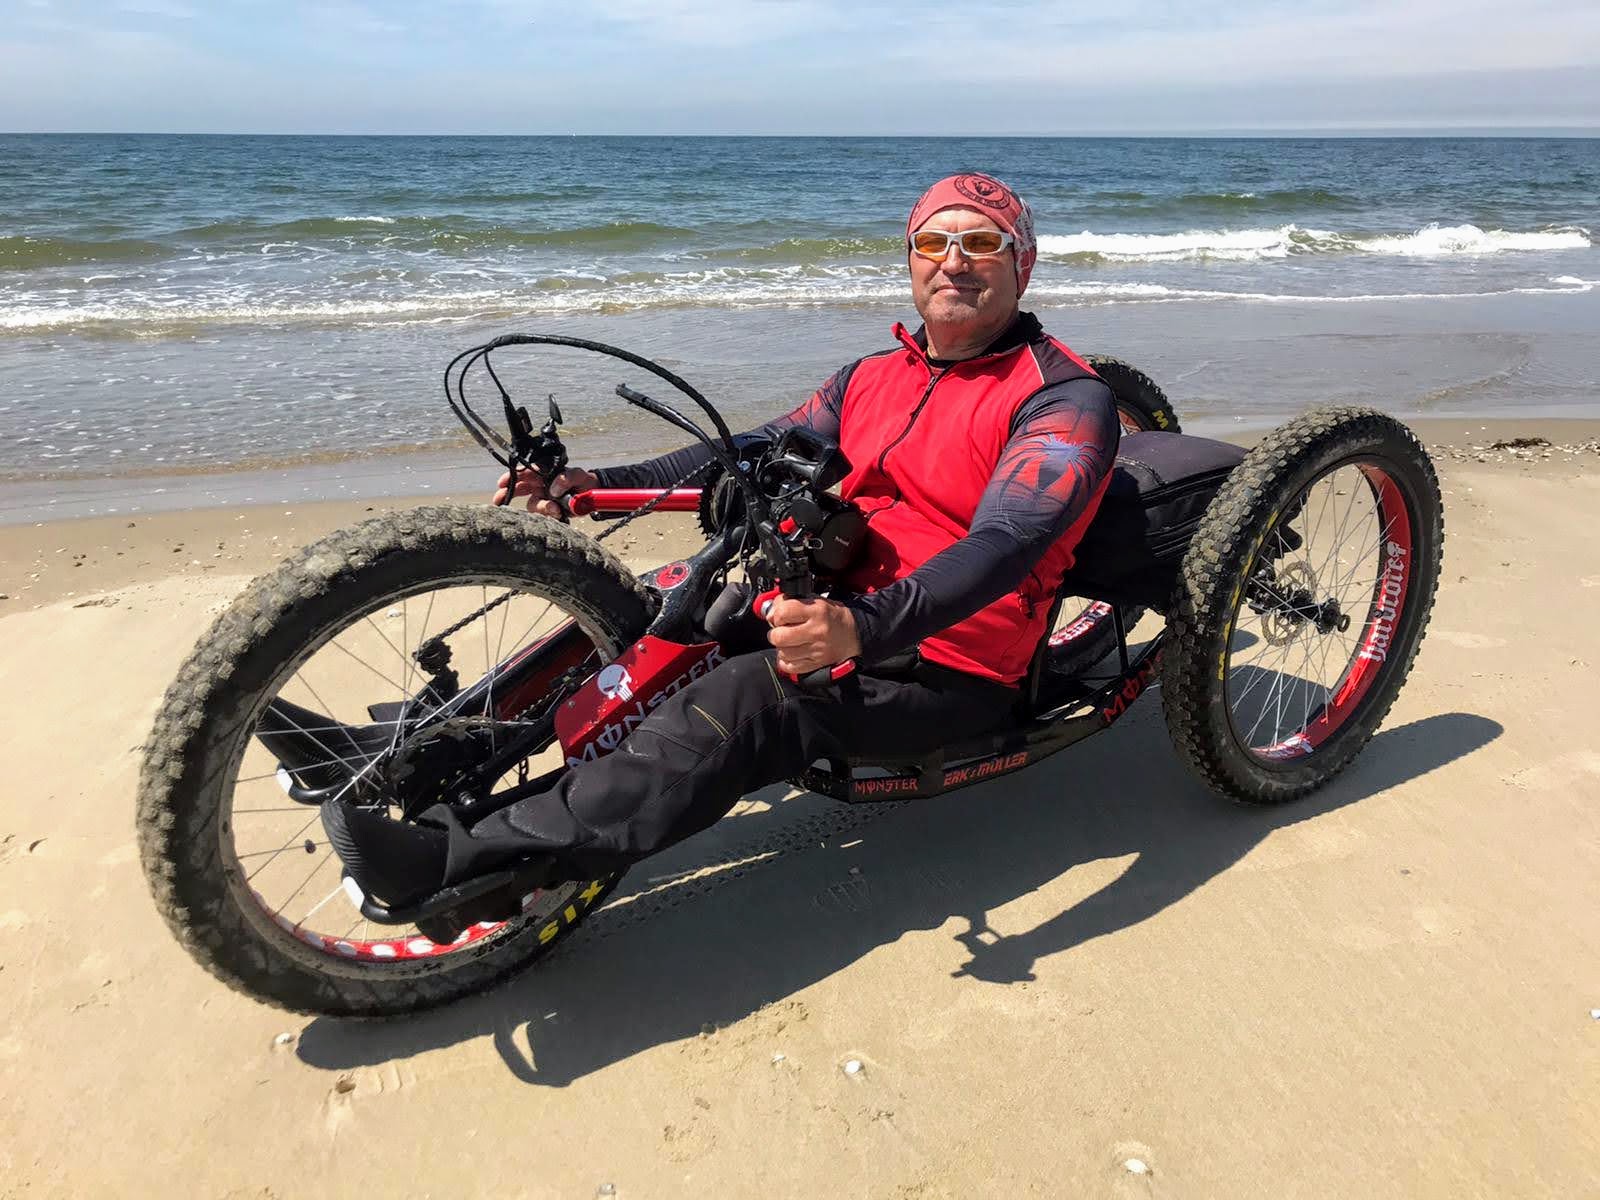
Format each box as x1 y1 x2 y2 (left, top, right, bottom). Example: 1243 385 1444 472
4 271 1593 334
1037 223 1591 263
1360 224 1591 255
1037 227 1316 262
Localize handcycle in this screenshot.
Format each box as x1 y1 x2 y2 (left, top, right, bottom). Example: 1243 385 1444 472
137 334 1443 1017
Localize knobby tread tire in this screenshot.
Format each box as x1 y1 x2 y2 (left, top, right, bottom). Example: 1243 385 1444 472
1085 354 1182 435
1159 406 1444 804
137 505 651 1017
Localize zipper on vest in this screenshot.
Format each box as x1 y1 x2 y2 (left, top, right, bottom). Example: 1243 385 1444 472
876 368 945 476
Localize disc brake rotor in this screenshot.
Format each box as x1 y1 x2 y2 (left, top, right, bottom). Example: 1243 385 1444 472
1260 561 1317 645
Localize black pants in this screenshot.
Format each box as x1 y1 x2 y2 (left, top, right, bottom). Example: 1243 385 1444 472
482 650 1017 872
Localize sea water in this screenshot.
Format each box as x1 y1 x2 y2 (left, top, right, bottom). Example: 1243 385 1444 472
1 134 1596 497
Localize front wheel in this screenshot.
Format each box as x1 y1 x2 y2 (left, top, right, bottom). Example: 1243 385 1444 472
137 506 652 1016
1160 406 1444 803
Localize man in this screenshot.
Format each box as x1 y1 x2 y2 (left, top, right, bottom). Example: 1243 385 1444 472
324 173 1122 914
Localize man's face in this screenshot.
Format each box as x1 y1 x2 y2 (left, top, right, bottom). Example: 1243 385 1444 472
908 207 1020 334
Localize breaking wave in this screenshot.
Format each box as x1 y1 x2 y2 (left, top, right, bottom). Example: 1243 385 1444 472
1359 224 1592 255
3 268 1592 335
6 215 1589 275
1037 223 1591 263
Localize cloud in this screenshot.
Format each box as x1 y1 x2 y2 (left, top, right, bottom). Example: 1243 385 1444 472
576 0 844 47
305 3 408 37
116 0 197 17
1 0 1596 131
879 0 1600 83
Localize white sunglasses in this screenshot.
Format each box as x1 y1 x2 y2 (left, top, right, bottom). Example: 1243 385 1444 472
908 228 1015 260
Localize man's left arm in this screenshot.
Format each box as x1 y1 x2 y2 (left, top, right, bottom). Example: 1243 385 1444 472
843 378 1120 663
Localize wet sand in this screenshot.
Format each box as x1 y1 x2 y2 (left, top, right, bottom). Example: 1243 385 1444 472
0 420 1597 1197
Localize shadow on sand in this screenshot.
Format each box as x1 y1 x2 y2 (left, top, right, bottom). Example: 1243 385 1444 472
297 705 1499 1086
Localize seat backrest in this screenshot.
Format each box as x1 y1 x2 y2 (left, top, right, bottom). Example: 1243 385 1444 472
1056 432 1246 610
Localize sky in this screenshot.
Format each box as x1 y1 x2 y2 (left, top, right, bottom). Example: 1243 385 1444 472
2 0 1598 135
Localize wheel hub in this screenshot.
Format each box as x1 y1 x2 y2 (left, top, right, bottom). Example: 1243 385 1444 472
384 716 501 817
1250 561 1350 645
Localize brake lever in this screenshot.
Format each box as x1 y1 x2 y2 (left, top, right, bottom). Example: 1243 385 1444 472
497 396 573 514
522 395 568 480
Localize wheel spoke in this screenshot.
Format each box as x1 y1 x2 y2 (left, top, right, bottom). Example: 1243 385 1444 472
328 637 414 695
218 575 613 967
242 812 325 882
1224 452 1421 755
298 883 347 926
1237 636 1301 743
264 677 383 775
274 848 340 916
237 840 330 860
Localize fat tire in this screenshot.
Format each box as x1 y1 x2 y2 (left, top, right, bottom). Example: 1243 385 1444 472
1160 406 1444 804
137 505 652 1017
1085 354 1182 435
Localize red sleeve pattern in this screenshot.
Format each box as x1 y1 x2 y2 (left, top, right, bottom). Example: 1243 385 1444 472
844 377 1119 662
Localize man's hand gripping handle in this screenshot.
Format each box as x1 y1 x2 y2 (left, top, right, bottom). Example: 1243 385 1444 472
753 584 860 690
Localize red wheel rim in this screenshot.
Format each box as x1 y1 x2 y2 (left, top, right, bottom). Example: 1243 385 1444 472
1226 460 1415 763
222 578 609 968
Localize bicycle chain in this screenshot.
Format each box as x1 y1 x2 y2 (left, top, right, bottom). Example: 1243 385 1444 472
590 459 716 544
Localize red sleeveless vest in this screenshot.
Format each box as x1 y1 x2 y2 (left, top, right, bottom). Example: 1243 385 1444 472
836 322 1107 685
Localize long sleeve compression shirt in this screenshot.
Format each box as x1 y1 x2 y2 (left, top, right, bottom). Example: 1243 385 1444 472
595 372 1118 665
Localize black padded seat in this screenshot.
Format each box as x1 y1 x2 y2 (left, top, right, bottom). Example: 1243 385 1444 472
1056 431 1246 609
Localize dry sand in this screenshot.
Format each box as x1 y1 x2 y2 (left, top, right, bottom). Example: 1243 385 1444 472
1 421 1598 1198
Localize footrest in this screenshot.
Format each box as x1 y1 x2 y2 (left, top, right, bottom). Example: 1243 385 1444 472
350 869 522 925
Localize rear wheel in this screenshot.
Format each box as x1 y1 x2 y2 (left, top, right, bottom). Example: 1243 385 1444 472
1086 354 1181 436
1160 406 1443 802
137 506 651 1016
1046 355 1181 680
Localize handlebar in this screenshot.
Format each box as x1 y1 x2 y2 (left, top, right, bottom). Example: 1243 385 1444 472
562 488 703 517
751 585 860 689
450 335 863 692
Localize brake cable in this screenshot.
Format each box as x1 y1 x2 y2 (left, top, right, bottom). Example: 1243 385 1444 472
414 456 714 658
423 334 775 669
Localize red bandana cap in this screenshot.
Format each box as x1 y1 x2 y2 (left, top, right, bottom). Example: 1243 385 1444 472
906 172 1037 295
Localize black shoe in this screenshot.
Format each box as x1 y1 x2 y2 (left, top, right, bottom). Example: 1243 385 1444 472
321 802 558 912
321 802 449 908
411 843 581 944
414 858 558 945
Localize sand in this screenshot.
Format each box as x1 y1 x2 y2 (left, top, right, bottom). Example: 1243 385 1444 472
1 422 1598 1198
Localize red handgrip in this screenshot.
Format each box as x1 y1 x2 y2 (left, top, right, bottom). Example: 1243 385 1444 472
786 659 858 688
752 585 780 619
570 488 702 516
